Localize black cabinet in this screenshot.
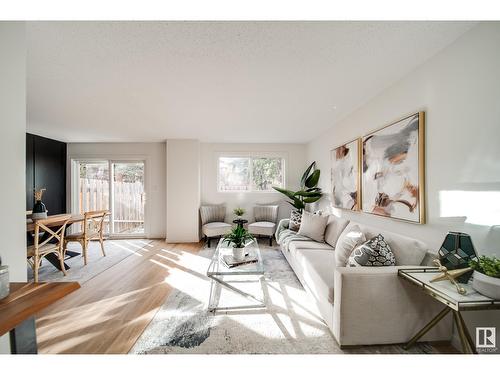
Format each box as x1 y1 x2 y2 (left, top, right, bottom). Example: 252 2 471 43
26 133 67 215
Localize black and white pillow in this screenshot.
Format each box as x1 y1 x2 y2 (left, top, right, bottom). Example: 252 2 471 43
348 234 396 267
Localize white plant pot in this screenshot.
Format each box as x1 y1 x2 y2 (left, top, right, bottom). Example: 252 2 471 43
232 247 245 261
472 271 500 300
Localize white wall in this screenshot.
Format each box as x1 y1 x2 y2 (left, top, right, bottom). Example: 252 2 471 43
166 139 200 242
67 142 166 238
307 22 500 347
200 143 307 223
0 21 27 354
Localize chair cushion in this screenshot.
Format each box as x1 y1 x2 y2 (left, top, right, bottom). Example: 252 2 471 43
254 205 279 223
65 231 84 240
248 221 276 236
202 222 232 237
297 211 329 242
200 205 226 225
324 216 349 248
294 248 336 303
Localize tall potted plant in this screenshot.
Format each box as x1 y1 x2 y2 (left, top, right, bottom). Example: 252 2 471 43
273 161 323 230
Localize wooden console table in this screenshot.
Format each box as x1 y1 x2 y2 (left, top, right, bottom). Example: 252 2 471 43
0 282 80 354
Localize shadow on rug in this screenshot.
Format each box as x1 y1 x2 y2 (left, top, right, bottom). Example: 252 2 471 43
131 240 437 354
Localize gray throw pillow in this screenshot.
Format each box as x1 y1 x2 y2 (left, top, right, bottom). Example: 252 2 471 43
297 211 329 243
348 234 396 267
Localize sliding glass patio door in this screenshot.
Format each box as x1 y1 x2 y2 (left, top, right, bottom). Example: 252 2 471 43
73 160 146 237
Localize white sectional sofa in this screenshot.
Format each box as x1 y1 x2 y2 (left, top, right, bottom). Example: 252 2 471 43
277 216 453 347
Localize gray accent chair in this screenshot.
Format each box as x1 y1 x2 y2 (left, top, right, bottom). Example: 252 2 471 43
248 205 279 246
200 205 231 247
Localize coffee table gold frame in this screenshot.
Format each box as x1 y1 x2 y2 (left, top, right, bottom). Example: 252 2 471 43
398 268 500 354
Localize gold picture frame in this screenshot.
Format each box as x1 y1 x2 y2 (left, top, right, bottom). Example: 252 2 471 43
330 138 362 211
361 111 425 224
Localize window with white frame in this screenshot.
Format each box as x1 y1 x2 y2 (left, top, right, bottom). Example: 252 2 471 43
218 156 284 192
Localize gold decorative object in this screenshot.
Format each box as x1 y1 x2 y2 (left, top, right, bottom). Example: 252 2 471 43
431 259 469 295
34 188 46 201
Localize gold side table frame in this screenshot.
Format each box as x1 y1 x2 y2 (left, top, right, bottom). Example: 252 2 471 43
398 268 500 354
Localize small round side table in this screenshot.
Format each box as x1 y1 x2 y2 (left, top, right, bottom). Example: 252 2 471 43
232 219 248 228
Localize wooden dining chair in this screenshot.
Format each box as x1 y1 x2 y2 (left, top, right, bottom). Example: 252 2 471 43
27 214 71 282
64 210 109 265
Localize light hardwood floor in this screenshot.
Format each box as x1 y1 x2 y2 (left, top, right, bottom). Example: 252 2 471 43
35 239 457 354
35 240 203 354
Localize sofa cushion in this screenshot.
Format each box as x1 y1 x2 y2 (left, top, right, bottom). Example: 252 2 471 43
288 240 334 254
347 234 396 267
248 221 276 236
324 216 350 248
294 248 335 303
202 222 231 237
254 205 279 223
297 211 329 242
343 222 428 266
335 224 366 267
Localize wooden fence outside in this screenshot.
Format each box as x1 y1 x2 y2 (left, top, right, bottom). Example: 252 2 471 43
79 178 145 234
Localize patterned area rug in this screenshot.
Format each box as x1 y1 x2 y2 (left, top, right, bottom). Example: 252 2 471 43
29 239 153 283
131 241 437 354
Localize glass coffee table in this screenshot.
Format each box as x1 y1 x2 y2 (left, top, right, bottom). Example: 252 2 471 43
206 238 265 312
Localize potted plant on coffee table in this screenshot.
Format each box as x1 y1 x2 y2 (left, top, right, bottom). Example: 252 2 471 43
469 256 500 299
222 226 255 261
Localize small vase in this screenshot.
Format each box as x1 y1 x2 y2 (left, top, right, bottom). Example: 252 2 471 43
32 199 47 220
472 271 500 299
232 247 245 261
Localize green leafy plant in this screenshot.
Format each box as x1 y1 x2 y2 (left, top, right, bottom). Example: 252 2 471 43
222 226 255 248
469 256 500 278
233 207 245 217
272 161 323 212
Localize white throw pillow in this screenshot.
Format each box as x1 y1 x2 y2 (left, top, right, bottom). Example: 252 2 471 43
335 224 366 266
297 211 329 243
324 216 350 248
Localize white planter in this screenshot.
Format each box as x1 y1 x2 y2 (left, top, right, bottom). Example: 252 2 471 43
472 271 500 300
232 247 245 261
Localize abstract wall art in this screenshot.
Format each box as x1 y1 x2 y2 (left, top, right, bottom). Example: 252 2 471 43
331 139 360 210
361 112 425 223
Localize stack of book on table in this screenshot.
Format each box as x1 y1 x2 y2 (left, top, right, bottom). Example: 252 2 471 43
221 254 258 268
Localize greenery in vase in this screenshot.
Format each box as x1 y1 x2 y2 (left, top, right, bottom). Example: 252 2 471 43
272 161 322 212
222 226 255 249
233 207 245 217
470 256 500 278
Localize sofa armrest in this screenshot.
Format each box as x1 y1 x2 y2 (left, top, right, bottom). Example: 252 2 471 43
332 266 452 346
275 218 290 241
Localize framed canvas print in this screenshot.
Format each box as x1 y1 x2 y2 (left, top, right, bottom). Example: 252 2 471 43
331 138 360 210
361 112 425 223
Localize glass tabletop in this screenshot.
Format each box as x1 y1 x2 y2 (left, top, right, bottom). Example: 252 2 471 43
207 238 264 276
398 268 500 311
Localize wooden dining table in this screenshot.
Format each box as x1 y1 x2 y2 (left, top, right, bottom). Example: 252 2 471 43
26 213 85 270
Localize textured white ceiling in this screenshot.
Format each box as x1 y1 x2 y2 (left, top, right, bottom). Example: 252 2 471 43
27 21 475 143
